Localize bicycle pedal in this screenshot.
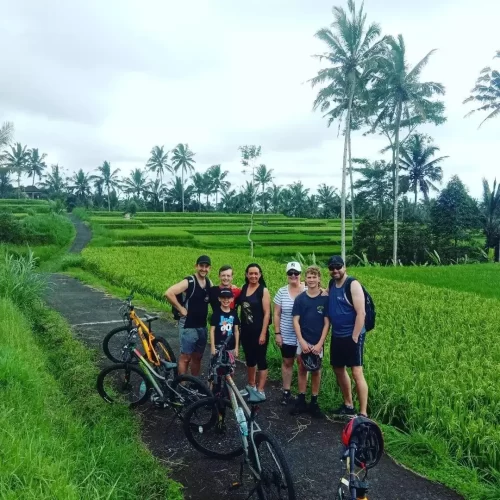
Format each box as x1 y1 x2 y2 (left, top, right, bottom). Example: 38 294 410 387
229 482 242 491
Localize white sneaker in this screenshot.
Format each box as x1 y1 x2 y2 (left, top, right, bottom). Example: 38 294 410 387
240 385 255 397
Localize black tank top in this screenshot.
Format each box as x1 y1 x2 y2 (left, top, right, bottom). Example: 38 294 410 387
184 276 210 328
239 283 267 333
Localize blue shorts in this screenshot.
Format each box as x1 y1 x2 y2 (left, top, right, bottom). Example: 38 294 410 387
178 318 207 355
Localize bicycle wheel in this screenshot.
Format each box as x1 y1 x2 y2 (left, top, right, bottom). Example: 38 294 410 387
97 363 150 407
183 396 244 459
252 431 296 500
169 374 213 421
152 337 178 378
102 326 140 363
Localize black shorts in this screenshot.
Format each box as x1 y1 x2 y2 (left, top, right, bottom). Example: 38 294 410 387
280 343 297 359
241 328 269 370
330 333 365 368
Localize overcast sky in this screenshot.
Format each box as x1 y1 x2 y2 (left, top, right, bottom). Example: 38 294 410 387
1 0 498 198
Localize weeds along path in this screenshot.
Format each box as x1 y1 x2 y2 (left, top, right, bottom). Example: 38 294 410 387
43 219 464 499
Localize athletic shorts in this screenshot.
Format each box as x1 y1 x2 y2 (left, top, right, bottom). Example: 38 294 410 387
280 343 298 359
178 318 207 355
330 333 365 368
297 342 324 359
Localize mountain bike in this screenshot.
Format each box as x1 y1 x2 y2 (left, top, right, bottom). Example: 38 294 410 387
102 292 176 376
336 416 384 500
183 337 296 500
97 340 212 421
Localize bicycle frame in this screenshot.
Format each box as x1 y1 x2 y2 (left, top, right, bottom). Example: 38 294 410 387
339 443 369 500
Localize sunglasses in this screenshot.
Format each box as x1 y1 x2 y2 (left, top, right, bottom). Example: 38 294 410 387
287 271 300 277
328 265 343 271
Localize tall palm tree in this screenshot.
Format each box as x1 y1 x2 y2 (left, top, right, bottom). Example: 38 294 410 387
220 187 238 213
191 172 205 212
310 0 383 260
146 145 171 212
171 143 196 212
144 178 165 212
208 164 229 210
202 171 214 208
70 169 93 206
399 133 447 206
27 148 47 186
97 161 120 211
254 164 274 213
464 51 500 127
122 168 149 200
3 143 30 197
372 35 445 263
168 176 194 212
268 184 283 214
317 183 340 218
0 122 14 151
41 164 67 199
481 178 500 261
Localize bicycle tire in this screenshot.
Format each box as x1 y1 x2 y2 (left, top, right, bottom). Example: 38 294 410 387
183 396 244 459
152 337 178 378
169 374 213 421
96 363 150 407
252 431 296 500
102 325 139 363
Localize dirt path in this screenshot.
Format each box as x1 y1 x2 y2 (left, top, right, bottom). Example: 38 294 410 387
68 213 92 253
44 275 462 500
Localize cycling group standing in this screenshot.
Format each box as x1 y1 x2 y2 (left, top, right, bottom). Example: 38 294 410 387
165 253 369 418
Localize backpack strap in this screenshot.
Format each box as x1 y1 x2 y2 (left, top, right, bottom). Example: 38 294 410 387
344 276 356 307
184 275 196 304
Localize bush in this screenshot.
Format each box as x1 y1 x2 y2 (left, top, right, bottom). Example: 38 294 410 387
0 212 24 243
22 214 75 246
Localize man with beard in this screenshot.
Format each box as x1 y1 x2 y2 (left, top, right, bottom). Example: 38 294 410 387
327 255 368 418
165 255 212 376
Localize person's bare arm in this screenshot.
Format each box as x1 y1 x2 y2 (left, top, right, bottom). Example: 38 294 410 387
293 314 310 353
351 281 366 343
259 288 271 344
273 303 283 347
234 325 240 358
165 279 189 317
312 316 330 355
210 326 216 355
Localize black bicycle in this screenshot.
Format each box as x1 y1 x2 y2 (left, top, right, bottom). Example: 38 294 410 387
183 337 296 500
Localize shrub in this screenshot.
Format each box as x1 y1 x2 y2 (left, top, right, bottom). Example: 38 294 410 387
22 214 75 246
0 212 25 243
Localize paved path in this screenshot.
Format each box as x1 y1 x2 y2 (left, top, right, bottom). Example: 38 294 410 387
68 213 92 253
42 215 463 500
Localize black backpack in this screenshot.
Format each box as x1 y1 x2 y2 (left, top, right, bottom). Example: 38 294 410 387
329 276 376 332
172 275 212 320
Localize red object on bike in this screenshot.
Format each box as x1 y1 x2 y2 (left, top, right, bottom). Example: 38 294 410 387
341 416 384 469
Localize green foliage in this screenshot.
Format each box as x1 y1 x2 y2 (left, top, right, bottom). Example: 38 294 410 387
0 211 24 242
22 213 75 246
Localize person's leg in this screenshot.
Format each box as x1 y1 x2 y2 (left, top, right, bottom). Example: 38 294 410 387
311 369 321 396
297 362 308 394
190 328 207 376
290 360 308 414
178 324 196 375
178 354 191 375
309 369 324 418
241 332 257 387
351 367 368 415
331 336 354 409
333 366 353 407
190 353 202 376
247 365 257 387
256 338 269 393
281 348 295 391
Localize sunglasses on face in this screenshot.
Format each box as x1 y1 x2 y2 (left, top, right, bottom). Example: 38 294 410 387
287 271 300 277
328 265 343 271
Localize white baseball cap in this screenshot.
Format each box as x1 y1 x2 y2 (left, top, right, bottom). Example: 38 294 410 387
286 261 302 273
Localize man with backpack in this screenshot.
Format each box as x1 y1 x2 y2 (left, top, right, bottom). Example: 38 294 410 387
165 255 213 376
327 255 373 418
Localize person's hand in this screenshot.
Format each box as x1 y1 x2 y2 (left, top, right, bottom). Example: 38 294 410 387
275 333 283 347
259 333 266 345
179 306 188 317
311 343 323 355
352 333 359 344
300 340 310 353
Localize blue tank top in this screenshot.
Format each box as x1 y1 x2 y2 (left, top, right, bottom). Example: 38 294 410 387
329 279 357 338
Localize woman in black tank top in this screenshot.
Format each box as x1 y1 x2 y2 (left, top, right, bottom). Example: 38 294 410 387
238 263 271 398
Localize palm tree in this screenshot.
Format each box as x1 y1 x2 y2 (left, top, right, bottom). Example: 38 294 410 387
371 35 445 263
171 143 196 212
27 148 47 186
202 171 214 209
268 184 283 214
310 0 383 260
220 187 238 213
168 176 194 212
317 183 341 218
464 51 500 127
122 168 149 200
41 164 67 199
97 161 120 211
70 169 93 206
399 133 447 206
0 122 14 151
481 178 500 261
191 172 205 212
146 145 171 212
0 167 13 197
208 164 230 210
3 143 30 197
254 164 274 213
144 178 165 211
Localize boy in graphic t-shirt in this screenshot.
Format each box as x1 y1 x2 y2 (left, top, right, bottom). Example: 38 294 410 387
210 288 240 357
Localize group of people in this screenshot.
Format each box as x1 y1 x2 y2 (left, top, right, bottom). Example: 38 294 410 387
165 253 369 419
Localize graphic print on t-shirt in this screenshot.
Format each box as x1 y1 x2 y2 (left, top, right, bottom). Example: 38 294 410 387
211 309 239 349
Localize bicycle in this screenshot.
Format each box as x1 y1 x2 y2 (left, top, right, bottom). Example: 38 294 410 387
97 338 212 421
336 416 384 500
102 292 176 376
183 337 296 500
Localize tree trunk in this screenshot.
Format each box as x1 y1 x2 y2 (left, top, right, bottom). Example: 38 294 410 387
107 186 111 212
341 81 355 262
414 184 418 207
248 165 256 257
392 100 403 265
348 129 355 243
198 194 201 212
215 191 218 211
160 171 165 213
181 169 185 212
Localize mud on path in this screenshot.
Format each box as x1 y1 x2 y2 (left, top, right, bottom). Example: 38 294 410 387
44 274 462 500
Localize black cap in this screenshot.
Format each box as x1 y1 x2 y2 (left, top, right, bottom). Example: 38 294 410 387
218 287 233 298
196 255 211 265
328 255 345 267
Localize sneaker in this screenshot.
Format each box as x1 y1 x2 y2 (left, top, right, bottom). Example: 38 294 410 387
280 391 292 406
240 385 255 397
332 404 356 416
289 399 308 416
309 402 325 419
